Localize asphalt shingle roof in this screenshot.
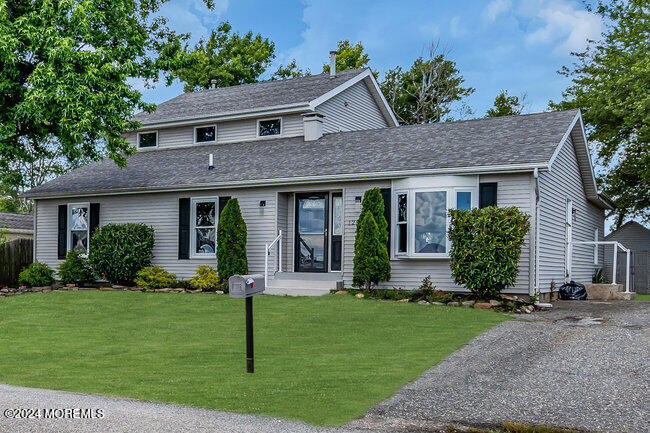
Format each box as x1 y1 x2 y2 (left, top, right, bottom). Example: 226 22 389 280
25 110 579 198
134 69 367 125
0 212 33 231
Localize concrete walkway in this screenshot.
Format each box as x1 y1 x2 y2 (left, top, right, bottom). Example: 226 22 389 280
1 301 647 433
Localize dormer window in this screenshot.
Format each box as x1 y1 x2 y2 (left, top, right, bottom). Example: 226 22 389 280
195 125 216 144
138 131 158 148
257 118 282 137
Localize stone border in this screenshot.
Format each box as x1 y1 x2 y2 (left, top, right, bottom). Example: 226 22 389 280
0 284 224 298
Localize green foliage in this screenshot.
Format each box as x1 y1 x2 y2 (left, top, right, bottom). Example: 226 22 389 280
188 265 222 292
486 90 526 117
18 262 55 287
171 21 275 92
0 0 214 175
88 223 155 285
550 0 649 226
322 40 371 73
134 266 177 291
592 268 606 284
353 212 391 289
57 250 95 286
272 59 311 80
380 44 474 124
358 188 389 245
216 199 248 284
448 207 530 299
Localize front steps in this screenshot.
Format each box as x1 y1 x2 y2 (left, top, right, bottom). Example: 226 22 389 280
265 272 342 297
584 283 635 300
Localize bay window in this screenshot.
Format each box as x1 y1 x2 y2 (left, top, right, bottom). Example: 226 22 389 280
392 176 479 258
191 198 218 257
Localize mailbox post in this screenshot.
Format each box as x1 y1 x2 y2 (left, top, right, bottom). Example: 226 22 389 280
229 274 265 373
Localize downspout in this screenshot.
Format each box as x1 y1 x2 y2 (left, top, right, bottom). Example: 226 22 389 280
533 168 552 307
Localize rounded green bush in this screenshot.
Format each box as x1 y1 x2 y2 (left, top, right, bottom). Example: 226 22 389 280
188 265 222 292
88 223 155 285
58 249 95 286
18 262 55 287
134 266 177 291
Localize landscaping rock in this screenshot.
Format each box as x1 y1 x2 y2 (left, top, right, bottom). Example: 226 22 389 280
111 285 125 290
42 288 52 293
78 287 95 290
355 293 365 298
334 290 347 295
99 287 114 291
171 288 184 293
157 288 174 293
489 299 502 307
431 302 445 306
474 302 492 310
417 300 430 305
397 298 409 303
447 301 460 306
66 284 76 288
188 289 202 293
500 294 519 301
461 301 475 307
215 290 224 295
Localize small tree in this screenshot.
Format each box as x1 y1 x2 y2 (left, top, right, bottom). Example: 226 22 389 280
357 188 389 246
216 198 248 284
88 223 155 285
353 212 391 289
448 207 530 299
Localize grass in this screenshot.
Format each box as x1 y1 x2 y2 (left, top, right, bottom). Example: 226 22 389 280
0 291 506 426
447 422 595 433
634 293 650 301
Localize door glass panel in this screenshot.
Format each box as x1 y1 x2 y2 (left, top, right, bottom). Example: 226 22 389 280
297 196 326 271
415 191 447 254
332 196 343 236
456 191 471 210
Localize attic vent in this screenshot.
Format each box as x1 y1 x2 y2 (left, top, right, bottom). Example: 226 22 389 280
208 153 214 170
329 51 337 78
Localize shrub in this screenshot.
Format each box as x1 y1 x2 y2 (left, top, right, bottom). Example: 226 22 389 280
353 211 391 289
57 250 95 286
134 266 177 291
358 188 389 245
216 198 248 284
188 265 222 292
592 268 606 284
18 262 55 287
89 223 155 285
448 206 530 299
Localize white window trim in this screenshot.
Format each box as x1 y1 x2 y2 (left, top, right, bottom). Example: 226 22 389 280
193 125 217 145
256 117 283 139
137 130 158 149
392 186 478 259
67 202 90 255
190 197 219 259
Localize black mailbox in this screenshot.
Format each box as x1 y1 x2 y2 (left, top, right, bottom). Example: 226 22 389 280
229 274 265 298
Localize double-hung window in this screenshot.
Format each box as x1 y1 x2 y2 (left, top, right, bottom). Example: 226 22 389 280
138 131 158 148
392 177 479 258
191 198 218 257
68 203 90 254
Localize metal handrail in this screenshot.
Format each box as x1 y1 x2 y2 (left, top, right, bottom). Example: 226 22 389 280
264 230 282 284
298 237 315 266
567 240 630 293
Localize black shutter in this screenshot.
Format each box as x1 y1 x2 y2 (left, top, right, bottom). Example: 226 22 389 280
57 205 67 259
479 183 498 208
218 196 231 218
380 188 391 253
178 198 190 260
89 203 100 244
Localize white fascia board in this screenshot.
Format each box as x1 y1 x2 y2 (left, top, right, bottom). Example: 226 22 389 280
26 163 547 200
133 103 311 130
363 73 400 127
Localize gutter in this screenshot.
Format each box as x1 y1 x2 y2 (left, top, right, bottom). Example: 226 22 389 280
24 163 548 200
533 167 541 297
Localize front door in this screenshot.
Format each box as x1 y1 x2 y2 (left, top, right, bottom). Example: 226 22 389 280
295 192 328 272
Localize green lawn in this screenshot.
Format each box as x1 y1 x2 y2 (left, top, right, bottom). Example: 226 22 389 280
0 291 506 425
635 293 650 301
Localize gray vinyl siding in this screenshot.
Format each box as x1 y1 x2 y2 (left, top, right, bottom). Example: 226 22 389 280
537 136 605 290
125 114 305 150
603 223 650 285
316 81 388 133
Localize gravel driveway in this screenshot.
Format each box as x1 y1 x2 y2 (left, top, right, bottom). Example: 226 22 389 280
1 300 647 433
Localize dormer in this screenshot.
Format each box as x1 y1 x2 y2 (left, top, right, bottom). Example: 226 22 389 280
126 65 398 151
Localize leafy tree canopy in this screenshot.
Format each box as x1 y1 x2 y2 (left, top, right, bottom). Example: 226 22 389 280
171 21 275 92
272 58 311 80
486 90 526 117
322 40 371 73
550 0 649 226
380 43 474 124
0 0 211 174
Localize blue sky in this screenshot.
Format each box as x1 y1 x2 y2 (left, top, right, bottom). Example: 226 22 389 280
142 0 603 117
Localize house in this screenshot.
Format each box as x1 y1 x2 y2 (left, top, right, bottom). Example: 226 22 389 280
603 221 649 294
0 211 34 241
24 64 614 299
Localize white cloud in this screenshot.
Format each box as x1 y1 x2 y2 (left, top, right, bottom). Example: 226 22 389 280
483 0 513 22
525 0 602 53
449 16 465 38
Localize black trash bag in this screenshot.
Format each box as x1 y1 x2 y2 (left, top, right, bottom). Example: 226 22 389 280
559 281 587 300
